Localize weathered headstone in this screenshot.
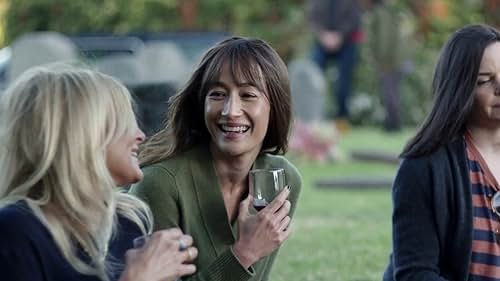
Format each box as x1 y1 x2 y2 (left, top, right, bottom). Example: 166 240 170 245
95 54 145 86
7 32 79 82
136 42 189 89
315 177 394 189
288 59 326 122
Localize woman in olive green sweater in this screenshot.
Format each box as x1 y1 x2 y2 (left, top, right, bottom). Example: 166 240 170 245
130 37 302 281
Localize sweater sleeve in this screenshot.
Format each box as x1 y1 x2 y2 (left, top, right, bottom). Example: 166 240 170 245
180 247 253 281
108 216 144 279
285 160 302 218
390 158 450 281
130 165 254 281
130 165 181 230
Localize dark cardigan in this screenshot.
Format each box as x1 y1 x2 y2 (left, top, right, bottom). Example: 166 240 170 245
383 138 473 281
0 201 141 281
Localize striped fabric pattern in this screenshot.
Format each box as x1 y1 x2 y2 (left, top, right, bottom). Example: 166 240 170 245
466 133 500 281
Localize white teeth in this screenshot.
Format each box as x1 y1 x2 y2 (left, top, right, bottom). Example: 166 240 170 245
221 125 249 133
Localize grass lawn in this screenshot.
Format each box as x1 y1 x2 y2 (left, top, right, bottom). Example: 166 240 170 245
270 127 414 281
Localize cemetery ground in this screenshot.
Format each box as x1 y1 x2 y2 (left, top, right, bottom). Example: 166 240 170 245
270 127 414 281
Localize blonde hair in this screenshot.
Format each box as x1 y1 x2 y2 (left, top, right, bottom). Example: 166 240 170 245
0 65 152 280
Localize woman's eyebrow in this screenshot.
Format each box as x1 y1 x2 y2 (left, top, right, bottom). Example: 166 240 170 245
236 82 257 87
208 81 260 89
207 81 227 89
478 72 493 76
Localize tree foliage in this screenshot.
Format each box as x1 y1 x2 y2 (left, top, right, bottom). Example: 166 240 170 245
352 0 494 127
5 0 306 58
6 0 182 42
4 0 500 126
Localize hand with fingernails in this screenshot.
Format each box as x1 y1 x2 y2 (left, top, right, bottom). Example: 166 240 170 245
119 228 198 281
232 187 292 269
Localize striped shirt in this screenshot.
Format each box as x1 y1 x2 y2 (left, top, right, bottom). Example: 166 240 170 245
466 132 500 281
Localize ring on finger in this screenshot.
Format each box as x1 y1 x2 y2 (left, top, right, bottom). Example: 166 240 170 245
179 239 187 251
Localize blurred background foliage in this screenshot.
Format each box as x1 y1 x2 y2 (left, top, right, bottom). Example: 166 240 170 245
1 0 499 127
3 0 307 59
0 2 499 279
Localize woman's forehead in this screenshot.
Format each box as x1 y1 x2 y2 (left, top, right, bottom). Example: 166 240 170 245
479 42 500 71
207 59 266 90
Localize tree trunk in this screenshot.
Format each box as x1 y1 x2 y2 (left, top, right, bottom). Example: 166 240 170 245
179 0 198 30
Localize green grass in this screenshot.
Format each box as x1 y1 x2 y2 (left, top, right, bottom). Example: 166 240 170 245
270 127 414 281
337 127 413 153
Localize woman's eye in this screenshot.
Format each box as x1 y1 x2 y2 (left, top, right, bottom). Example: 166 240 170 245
477 79 491 86
242 93 254 98
208 91 226 99
241 92 257 99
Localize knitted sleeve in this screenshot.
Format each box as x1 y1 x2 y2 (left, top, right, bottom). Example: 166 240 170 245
390 157 451 281
130 165 254 281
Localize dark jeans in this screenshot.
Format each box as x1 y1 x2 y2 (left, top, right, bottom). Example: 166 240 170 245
311 39 358 119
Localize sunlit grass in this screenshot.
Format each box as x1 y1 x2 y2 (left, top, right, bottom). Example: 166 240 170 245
270 126 414 281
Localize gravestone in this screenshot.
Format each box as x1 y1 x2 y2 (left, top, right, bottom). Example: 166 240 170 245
7 32 79 82
128 82 177 136
288 59 326 122
136 42 190 89
315 177 394 189
95 54 145 86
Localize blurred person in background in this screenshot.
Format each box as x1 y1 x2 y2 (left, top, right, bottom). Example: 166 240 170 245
0 66 197 281
130 37 302 281
367 0 414 132
308 0 363 132
384 24 500 280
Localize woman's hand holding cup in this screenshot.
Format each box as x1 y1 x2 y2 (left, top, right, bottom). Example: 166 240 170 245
232 187 292 269
119 228 198 281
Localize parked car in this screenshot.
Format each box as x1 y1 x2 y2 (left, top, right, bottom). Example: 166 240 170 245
0 31 229 85
0 31 230 134
0 46 11 93
67 34 145 59
129 31 229 67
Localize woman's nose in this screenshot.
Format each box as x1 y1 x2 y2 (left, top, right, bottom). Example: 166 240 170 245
222 95 242 116
136 128 146 143
494 73 500 95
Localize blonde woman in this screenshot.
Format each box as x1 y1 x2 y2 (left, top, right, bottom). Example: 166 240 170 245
0 67 197 281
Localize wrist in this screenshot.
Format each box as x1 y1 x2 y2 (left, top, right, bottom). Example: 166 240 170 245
232 242 257 269
118 274 130 281
118 268 140 281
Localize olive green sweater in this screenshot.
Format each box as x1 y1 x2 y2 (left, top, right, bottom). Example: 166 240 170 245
130 145 301 281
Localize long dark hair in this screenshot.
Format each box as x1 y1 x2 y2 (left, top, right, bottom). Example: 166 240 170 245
402 24 500 158
140 37 292 166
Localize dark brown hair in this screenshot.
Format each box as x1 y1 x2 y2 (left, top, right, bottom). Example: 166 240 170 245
402 24 500 158
140 37 292 165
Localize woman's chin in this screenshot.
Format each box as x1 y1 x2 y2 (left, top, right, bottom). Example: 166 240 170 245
113 171 144 187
